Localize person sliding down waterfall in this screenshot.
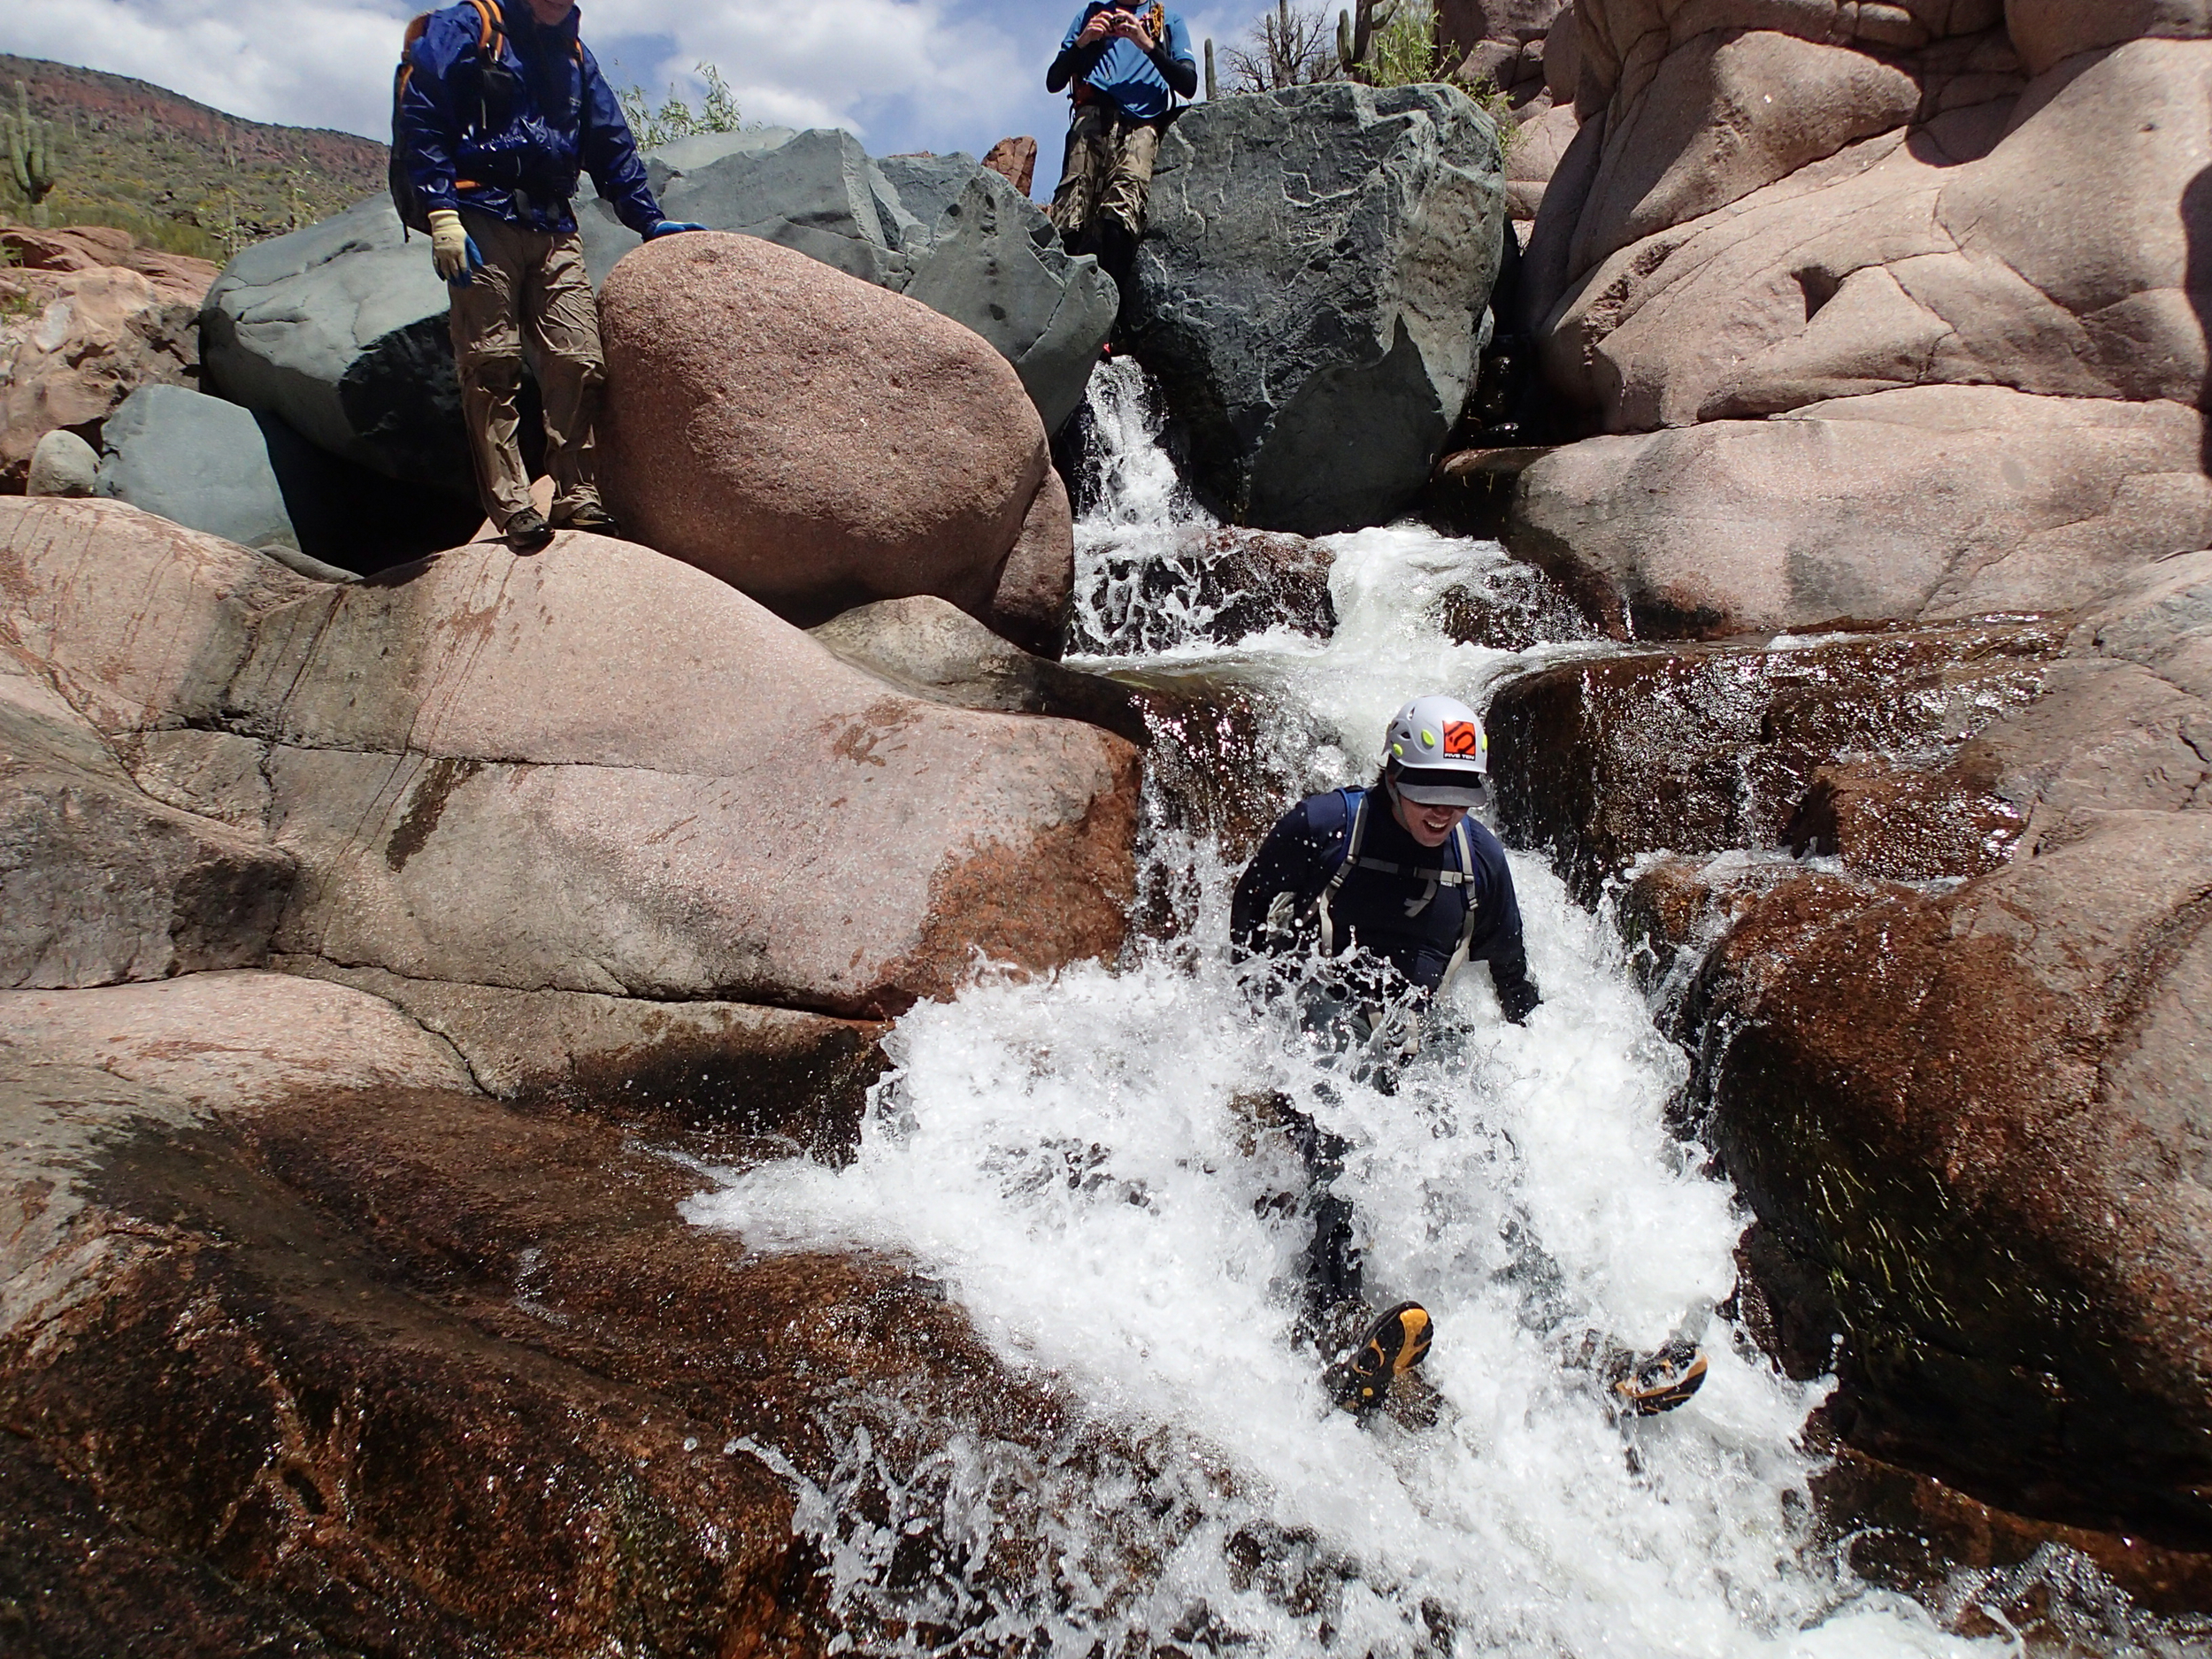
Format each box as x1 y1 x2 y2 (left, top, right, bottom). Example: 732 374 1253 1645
1045 1 1198 311
1231 695 1709 1422
392 0 705 550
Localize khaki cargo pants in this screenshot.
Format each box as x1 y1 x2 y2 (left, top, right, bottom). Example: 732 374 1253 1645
1048 102 1165 241
448 208 607 530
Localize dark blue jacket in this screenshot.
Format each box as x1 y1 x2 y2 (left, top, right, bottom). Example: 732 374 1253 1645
1231 787 1534 1001
396 1 662 235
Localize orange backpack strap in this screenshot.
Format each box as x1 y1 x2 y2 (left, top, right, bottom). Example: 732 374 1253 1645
464 0 503 53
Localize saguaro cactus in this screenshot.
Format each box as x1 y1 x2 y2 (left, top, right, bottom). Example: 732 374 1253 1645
1340 0 1418 79
3 81 57 227
1204 36 1217 99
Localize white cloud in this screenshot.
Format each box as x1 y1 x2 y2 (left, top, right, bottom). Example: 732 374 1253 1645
1 0 1279 191
0 0 1055 151
4 0 413 137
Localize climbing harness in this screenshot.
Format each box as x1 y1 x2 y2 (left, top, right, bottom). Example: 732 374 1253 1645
1315 787 1486 993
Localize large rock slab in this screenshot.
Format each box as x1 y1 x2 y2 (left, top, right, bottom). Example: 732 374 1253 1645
1 657 296 988
277 957 884 1149
1486 615 2063 900
810 594 1148 746
1509 386 2212 636
0 497 1139 1020
1494 549 2212 1540
599 232 1056 628
1122 81 1509 534
1534 38 2212 431
0 971 476 1107
0 1018 1048 1653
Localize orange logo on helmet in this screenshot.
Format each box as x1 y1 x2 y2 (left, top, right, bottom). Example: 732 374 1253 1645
1442 721 1480 757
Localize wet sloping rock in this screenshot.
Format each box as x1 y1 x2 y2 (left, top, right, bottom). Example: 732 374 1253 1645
1625 552 2212 1542
810 594 1148 748
1512 5 2212 631
600 232 1060 629
0 226 215 492
0 1025 1058 1655
1123 81 1509 534
280 957 884 1148
1486 616 2063 902
1 496 1139 1019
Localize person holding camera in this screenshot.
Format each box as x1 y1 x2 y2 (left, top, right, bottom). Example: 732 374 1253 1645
1045 1 1198 303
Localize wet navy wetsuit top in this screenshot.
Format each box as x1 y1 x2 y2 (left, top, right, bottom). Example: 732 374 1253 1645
1230 787 1535 1002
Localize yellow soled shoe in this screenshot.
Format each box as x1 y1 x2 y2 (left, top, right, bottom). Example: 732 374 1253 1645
1327 1301 1433 1417
1611 1339 1709 1415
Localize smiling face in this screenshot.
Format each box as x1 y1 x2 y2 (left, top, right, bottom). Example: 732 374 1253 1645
1388 787 1468 849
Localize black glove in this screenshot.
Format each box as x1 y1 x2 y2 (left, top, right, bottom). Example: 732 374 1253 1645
1497 972 1540 1025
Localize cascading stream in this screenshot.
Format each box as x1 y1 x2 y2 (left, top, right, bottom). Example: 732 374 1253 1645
686 362 2166 1657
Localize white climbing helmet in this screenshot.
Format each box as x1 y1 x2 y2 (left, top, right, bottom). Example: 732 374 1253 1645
1382 694 1488 806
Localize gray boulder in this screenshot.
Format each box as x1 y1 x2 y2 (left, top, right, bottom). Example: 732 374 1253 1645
203 134 1114 503
96 385 302 557
201 196 469 495
94 383 473 580
1123 81 1508 534
25 430 97 498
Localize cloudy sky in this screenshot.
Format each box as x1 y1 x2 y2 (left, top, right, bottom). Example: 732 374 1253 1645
3 0 1260 194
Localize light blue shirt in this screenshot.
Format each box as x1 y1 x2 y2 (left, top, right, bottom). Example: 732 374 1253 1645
1060 4 1195 121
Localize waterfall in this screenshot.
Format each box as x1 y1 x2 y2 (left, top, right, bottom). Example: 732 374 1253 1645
685 359 2170 1657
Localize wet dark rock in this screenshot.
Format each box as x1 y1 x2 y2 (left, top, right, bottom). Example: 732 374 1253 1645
274 959 887 1152
1785 746 2024 883
1813 1444 2212 1624
1672 554 2212 1544
1069 528 1337 657
1124 81 1507 534
0 1034 1072 1657
1486 619 2063 903
1433 558 1596 652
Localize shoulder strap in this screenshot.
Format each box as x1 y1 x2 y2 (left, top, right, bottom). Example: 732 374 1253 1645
465 0 503 51
1316 788 1368 956
1438 820 1485 995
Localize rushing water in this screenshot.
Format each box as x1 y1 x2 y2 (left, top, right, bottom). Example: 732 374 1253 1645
686 362 2180 1658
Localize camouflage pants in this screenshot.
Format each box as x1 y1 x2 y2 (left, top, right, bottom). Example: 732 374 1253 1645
446 209 605 529
1048 102 1164 241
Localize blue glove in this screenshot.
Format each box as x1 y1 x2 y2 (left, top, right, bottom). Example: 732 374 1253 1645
645 219 709 240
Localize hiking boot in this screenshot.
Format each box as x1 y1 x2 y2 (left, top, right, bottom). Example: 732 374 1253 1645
1326 1301 1432 1417
553 503 620 534
1610 1340 1708 1415
503 507 555 552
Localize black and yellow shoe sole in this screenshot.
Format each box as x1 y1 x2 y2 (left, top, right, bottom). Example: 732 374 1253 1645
1613 1348 1709 1415
1330 1301 1433 1416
